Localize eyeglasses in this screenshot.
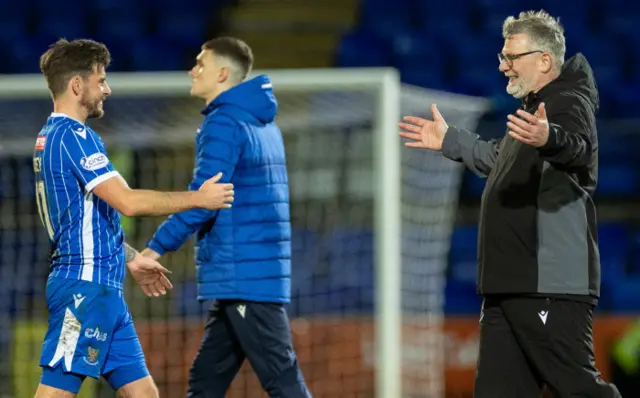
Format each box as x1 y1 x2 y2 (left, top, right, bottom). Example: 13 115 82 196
498 50 543 66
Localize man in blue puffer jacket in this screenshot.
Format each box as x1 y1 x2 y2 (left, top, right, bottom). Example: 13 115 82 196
141 37 311 398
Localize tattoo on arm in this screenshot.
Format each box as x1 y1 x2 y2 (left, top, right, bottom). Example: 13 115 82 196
124 243 138 263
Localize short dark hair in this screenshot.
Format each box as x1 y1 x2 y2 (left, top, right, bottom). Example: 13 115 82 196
40 39 111 99
202 37 254 82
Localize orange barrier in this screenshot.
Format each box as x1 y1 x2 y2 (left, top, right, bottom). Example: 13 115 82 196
135 315 635 397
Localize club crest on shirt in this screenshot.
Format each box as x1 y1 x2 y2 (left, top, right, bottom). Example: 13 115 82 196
80 153 109 171
83 346 99 366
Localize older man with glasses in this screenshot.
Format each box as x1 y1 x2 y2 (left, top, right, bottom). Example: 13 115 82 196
399 9 621 398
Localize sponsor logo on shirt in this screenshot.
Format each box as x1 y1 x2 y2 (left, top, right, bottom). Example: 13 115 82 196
35 136 47 151
80 153 109 171
84 327 108 342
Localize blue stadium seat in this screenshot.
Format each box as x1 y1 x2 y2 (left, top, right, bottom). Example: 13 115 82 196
589 62 623 117
456 35 504 71
596 165 638 198
93 38 132 71
336 30 392 67
359 0 412 38
601 0 640 12
593 87 618 118
411 0 470 37
7 37 54 73
598 222 630 285
32 0 91 40
0 6 29 44
128 37 187 71
536 0 590 28
450 225 478 251
628 226 640 277
400 67 449 90
613 84 640 118
444 280 482 315
620 23 640 54
90 0 138 11
559 23 590 58
461 171 487 199
142 0 219 12
322 228 375 313
391 31 445 70
16 157 36 199
324 228 374 289
478 0 556 35
94 10 148 43
290 227 319 295
472 0 524 14
290 227 373 316
481 12 514 36
170 279 208 317
630 229 640 275
583 58 623 83
391 31 448 88
34 15 90 41
448 225 478 286
598 132 640 164
568 33 622 68
411 0 470 12
609 277 640 313
453 64 505 97
418 20 469 47
155 11 208 48
32 0 88 12
0 230 49 317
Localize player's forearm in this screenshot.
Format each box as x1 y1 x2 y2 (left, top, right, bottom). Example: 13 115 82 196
124 242 138 263
121 189 204 217
140 247 161 260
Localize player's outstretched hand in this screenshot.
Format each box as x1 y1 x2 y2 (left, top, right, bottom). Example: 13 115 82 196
507 102 550 147
198 172 234 209
127 255 173 297
399 104 449 151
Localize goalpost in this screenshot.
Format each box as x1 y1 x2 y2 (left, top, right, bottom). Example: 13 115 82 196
0 68 490 397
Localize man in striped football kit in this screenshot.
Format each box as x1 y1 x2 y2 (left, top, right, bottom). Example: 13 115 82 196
34 39 235 398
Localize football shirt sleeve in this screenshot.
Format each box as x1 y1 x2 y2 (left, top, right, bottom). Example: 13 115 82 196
61 128 120 192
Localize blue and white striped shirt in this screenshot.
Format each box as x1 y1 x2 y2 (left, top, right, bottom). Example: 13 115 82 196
33 113 125 289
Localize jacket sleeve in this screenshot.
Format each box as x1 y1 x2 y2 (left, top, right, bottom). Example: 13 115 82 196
537 97 594 168
441 126 502 178
146 116 246 256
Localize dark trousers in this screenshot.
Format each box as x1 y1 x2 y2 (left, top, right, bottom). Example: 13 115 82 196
187 300 311 398
474 296 621 398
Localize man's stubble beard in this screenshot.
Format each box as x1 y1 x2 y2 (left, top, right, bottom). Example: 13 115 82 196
81 90 104 119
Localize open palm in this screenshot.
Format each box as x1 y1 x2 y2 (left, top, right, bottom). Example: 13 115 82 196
128 255 173 297
398 104 449 151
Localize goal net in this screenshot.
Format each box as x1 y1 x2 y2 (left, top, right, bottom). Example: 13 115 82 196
0 69 489 398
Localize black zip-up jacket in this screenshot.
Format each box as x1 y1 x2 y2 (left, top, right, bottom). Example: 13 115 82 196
442 53 600 300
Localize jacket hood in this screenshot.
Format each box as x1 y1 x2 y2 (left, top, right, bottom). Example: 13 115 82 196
205 75 278 124
535 53 599 113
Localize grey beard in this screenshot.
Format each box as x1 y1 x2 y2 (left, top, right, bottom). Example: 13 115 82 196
507 81 531 99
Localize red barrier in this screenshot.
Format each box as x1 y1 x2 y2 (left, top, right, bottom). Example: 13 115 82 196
135 315 634 397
